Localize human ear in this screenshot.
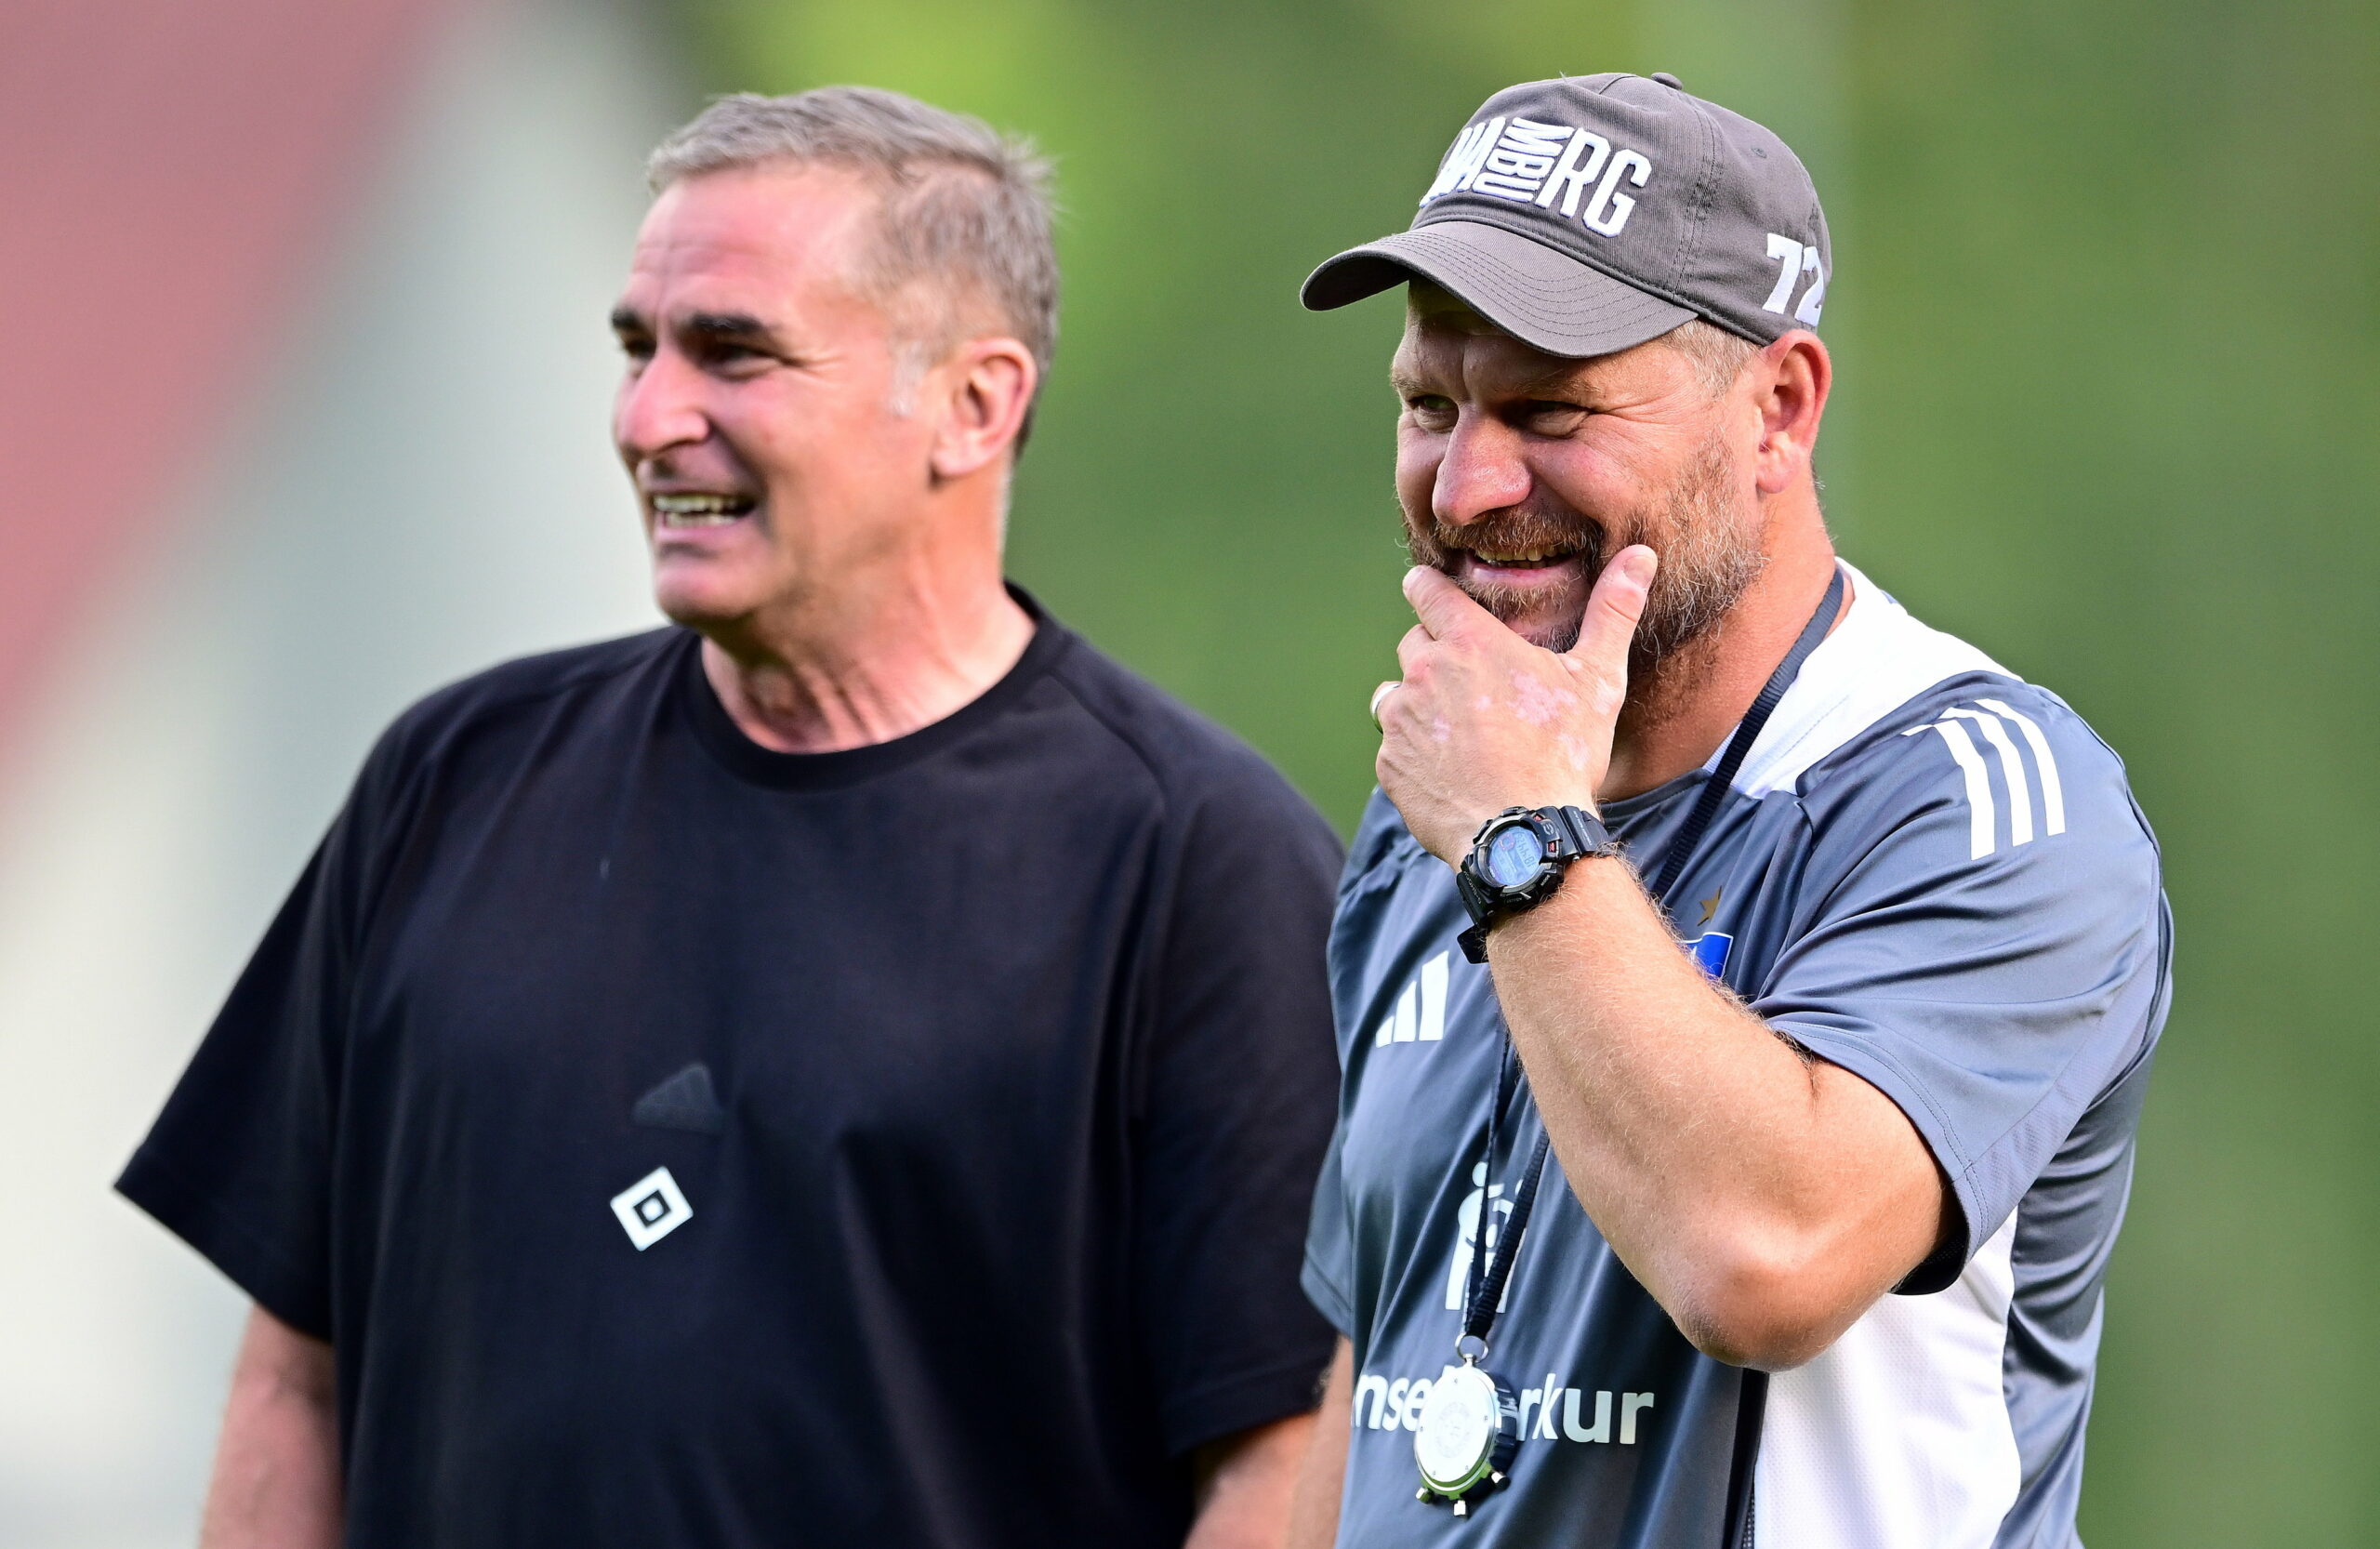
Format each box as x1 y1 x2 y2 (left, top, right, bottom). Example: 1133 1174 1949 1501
928 338 1038 483
1752 331 1831 496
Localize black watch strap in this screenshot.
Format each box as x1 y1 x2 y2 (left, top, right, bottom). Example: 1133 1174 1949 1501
1542 804 1614 859
1455 805 1619 962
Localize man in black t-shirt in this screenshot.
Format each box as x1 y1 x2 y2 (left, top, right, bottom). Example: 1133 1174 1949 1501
120 87 1341 1549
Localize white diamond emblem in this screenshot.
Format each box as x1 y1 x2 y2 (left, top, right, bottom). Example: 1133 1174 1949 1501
609 1165 692 1251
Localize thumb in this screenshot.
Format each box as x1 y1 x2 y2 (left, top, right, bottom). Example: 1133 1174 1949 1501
1567 545 1658 669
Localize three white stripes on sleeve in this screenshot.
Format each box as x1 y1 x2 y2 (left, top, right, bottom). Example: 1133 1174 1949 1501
1904 697 2067 859
1370 698 2061 1048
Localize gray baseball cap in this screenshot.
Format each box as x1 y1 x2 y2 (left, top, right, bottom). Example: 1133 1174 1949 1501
1302 73 1831 357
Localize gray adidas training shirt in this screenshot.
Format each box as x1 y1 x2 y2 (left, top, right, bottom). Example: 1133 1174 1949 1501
1305 563 2170 1549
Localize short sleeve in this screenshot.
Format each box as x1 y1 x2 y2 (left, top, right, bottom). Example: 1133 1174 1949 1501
1752 690 2169 1294
1132 762 1344 1454
114 722 416 1339
1299 791 1407 1339
1300 1125 1355 1336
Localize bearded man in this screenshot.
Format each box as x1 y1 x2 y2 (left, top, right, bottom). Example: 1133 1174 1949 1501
1281 73 2170 1549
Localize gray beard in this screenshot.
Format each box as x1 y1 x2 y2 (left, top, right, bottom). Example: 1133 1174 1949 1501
1408 429 1769 666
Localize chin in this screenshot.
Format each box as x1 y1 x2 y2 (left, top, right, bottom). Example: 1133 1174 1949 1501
1459 585 1587 653
1513 616 1585 653
652 570 761 633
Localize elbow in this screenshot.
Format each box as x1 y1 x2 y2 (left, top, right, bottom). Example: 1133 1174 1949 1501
1663 1240 1865 1373
1676 1313 1835 1374
230 1305 337 1411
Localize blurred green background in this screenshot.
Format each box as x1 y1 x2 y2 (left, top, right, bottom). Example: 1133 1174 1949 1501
681 0 2380 1540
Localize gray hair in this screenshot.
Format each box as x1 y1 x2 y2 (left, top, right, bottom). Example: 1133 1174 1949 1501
647 86 1060 412
1659 317 1761 396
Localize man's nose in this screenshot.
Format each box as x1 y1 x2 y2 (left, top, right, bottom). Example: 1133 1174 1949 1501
614 351 710 461
1433 413 1531 528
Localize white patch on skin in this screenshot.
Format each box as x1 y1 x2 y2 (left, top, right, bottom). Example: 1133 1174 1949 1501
1509 670 1580 727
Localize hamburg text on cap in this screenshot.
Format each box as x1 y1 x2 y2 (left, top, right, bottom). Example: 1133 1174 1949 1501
1302 73 1831 359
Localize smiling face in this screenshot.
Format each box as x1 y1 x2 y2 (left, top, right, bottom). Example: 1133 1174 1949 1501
611 165 942 636
1392 285 1768 661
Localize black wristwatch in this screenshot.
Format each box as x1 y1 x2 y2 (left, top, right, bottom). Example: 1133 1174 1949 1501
1454 805 1620 962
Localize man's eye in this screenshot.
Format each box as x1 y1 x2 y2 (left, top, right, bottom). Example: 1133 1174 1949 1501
1406 395 1457 423
1521 401 1588 430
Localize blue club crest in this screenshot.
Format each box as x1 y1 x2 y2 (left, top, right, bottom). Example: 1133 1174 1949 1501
1682 932 1734 980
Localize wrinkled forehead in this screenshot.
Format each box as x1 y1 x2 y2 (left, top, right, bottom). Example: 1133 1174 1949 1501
1394 281 1603 394
625 165 879 307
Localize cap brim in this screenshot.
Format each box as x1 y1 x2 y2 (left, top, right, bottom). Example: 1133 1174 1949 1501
1301 219 1694 359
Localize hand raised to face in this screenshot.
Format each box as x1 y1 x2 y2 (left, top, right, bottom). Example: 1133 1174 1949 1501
1374 548 1658 864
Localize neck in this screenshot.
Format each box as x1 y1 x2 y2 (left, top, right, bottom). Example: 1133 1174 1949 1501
698 512 1034 755
1600 497 1843 802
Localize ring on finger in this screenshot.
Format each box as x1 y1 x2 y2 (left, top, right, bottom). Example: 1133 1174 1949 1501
1369 681 1400 726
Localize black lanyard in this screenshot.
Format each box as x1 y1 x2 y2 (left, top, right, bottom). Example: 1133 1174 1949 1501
1459 567 1846 1352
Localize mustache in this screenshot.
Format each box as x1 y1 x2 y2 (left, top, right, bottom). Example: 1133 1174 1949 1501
1404 502 1608 574
1402 503 1612 654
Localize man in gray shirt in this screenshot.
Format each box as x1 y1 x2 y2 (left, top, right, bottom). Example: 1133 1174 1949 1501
1283 73 2168 1548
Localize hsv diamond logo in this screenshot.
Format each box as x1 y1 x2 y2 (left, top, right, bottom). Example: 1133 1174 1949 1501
610 1165 693 1251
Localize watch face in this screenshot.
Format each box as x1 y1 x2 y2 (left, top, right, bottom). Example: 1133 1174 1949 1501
1482 822 1544 890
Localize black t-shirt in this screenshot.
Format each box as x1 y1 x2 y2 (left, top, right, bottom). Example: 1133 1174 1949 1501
119 598 1343 1548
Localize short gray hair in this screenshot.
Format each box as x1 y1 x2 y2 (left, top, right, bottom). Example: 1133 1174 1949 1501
1659 318 1761 396
648 86 1060 398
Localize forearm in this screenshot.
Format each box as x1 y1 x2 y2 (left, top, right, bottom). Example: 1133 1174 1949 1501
1283 1341 1351 1549
1186 1406 1321 1549
1488 859 1941 1366
201 1306 341 1549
